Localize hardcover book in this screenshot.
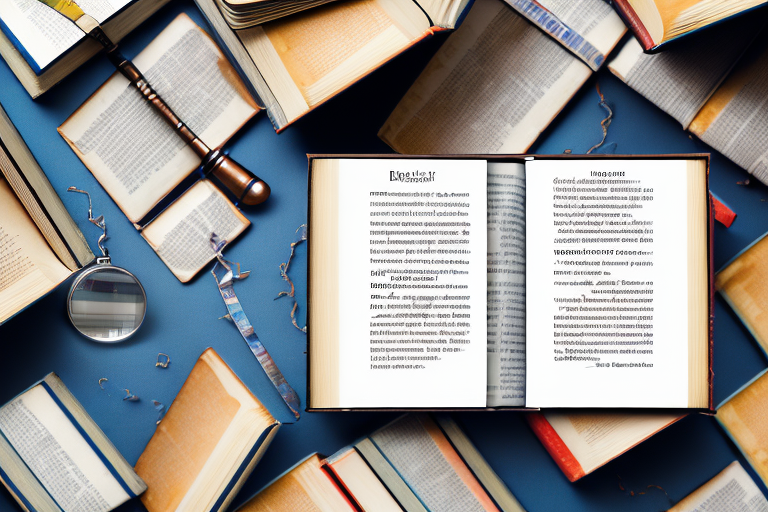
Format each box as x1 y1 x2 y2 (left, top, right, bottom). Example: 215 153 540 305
608 0 768 53
668 461 768 512
307 154 713 410
0 0 171 98
135 348 280 512
0 102 94 326
608 21 768 186
237 414 525 512
58 14 259 283
527 411 685 481
378 0 626 155
717 370 768 488
0 373 147 512
716 231 768 354
193 0 477 131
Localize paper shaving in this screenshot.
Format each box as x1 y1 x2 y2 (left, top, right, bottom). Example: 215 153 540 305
275 224 308 333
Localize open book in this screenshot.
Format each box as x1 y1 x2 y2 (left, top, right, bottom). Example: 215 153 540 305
194 0 475 131
610 0 768 52
307 155 712 410
527 411 685 481
237 414 524 512
58 14 259 283
608 22 768 186
0 103 93 325
669 461 768 511
0 0 170 98
0 373 146 512
135 348 280 512
378 0 626 154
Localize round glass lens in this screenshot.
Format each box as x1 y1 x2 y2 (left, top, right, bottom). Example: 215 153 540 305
68 266 146 343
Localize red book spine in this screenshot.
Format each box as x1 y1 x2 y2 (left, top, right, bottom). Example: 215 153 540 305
611 0 656 51
526 413 585 482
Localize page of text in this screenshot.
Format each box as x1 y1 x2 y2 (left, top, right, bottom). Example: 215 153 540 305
525 159 689 408
0 385 129 511
486 162 526 407
669 461 768 512
336 159 488 407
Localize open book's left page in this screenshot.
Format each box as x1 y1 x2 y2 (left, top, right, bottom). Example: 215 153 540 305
309 158 488 408
0 0 131 72
0 177 71 324
59 13 259 224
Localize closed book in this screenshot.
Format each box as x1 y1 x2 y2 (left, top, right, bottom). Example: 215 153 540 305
307 154 715 411
135 348 280 512
0 373 146 512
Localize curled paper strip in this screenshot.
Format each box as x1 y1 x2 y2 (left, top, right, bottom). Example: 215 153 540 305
276 224 308 333
210 233 301 420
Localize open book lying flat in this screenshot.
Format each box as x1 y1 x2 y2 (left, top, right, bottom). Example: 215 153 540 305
307 154 713 410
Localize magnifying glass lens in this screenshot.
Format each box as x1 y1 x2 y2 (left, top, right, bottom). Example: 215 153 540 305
68 266 146 343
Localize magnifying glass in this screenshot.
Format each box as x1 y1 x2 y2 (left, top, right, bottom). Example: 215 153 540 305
67 256 146 342
67 187 147 343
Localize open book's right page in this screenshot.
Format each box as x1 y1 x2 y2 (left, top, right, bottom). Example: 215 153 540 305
688 38 768 185
668 461 768 512
524 159 708 408
608 18 761 129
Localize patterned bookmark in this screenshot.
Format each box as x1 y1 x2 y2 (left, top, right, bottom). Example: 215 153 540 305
210 234 301 420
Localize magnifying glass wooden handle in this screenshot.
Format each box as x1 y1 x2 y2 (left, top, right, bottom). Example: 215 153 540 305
202 151 271 206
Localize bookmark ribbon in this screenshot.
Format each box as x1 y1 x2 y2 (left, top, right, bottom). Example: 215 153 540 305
210 234 301 420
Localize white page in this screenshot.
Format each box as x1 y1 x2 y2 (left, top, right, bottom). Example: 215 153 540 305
0 0 130 71
0 385 130 511
336 158 488 408
525 159 689 408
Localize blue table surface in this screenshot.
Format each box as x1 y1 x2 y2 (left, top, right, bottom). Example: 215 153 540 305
2 2 768 510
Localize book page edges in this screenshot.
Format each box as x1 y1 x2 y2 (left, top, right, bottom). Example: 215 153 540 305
525 413 585 482
435 415 525 512
308 158 340 409
612 0 657 51
687 159 710 409
0 0 171 99
0 107 93 271
0 431 59 512
42 374 148 496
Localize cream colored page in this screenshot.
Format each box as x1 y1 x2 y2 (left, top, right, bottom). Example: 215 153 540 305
662 0 767 41
669 461 768 512
330 450 402 512
691 42 768 185
0 178 70 323
544 412 682 474
0 0 130 70
242 0 428 112
141 180 249 283
608 26 756 129
487 162 526 407
379 0 592 154
0 385 130 511
59 13 258 223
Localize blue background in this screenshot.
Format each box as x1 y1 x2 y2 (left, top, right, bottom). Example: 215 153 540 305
2 1 768 510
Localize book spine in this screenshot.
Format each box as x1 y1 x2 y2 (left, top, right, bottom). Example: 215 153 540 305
708 191 715 411
608 0 655 52
525 413 585 482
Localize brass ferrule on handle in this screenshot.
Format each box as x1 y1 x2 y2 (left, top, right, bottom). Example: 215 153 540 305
91 29 270 206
